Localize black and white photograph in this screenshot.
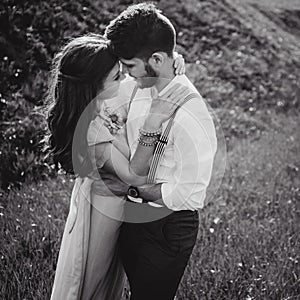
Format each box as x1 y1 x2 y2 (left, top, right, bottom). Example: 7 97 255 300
0 0 299 299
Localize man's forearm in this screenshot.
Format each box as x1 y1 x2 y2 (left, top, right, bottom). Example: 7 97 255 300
139 183 165 206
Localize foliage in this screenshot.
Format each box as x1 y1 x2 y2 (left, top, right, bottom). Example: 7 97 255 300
0 91 52 188
0 0 127 188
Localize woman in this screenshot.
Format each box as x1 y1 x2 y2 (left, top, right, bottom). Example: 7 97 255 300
46 34 187 299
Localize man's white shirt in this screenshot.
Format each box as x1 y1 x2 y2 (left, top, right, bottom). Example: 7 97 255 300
118 74 217 211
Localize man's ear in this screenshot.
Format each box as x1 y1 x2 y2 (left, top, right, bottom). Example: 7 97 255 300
148 52 165 70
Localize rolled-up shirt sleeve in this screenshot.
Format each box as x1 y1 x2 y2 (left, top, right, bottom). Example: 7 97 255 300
161 98 217 211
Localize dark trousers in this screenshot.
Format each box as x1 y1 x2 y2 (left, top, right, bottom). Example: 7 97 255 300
119 207 199 300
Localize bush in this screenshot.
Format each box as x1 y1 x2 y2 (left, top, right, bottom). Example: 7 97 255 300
0 0 126 188
0 92 52 188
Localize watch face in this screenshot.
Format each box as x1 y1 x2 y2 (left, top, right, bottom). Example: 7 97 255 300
128 187 139 198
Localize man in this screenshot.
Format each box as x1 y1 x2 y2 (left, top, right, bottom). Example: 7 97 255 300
104 3 217 299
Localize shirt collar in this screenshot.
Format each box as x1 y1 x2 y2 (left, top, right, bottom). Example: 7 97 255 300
150 74 185 98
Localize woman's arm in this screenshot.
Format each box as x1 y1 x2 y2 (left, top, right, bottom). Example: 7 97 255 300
90 83 191 186
90 116 160 186
111 133 130 159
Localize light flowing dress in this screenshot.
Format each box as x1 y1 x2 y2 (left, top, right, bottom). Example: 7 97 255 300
50 113 126 300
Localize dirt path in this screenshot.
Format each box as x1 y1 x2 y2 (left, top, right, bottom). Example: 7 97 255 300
238 0 300 10
226 0 300 61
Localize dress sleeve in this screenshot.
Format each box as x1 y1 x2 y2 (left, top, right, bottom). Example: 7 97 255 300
87 115 115 169
87 115 115 146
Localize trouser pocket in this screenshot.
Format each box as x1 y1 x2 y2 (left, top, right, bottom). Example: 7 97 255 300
161 211 199 255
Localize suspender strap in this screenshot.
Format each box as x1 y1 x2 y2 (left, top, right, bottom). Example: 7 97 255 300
147 92 200 184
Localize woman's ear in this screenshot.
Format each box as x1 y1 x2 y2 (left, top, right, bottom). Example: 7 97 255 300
148 52 165 70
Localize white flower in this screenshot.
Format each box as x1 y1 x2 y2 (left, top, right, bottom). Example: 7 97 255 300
103 107 125 135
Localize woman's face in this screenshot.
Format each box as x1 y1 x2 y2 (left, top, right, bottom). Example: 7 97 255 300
98 62 125 99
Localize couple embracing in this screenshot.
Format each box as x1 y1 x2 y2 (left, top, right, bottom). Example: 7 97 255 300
48 3 217 300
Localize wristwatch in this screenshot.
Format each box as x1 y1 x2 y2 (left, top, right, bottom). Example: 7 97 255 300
127 186 140 198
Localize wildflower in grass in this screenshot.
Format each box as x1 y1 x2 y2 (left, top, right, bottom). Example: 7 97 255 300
213 217 220 224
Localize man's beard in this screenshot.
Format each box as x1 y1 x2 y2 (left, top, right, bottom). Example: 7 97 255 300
137 63 158 88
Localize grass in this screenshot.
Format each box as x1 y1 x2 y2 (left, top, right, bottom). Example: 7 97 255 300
177 112 300 300
0 174 72 299
0 110 299 300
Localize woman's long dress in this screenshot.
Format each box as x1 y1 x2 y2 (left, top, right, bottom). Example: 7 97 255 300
50 115 126 300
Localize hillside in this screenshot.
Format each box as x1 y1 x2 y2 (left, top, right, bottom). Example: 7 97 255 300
0 0 299 187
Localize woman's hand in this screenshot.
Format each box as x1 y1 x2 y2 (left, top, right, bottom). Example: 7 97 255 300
144 83 191 130
173 52 185 75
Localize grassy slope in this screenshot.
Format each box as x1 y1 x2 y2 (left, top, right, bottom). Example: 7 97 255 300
178 113 300 299
1 0 300 299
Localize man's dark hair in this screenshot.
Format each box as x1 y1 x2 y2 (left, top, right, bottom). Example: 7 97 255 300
105 3 176 60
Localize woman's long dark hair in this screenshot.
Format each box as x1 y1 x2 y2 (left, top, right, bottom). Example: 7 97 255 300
45 34 118 176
